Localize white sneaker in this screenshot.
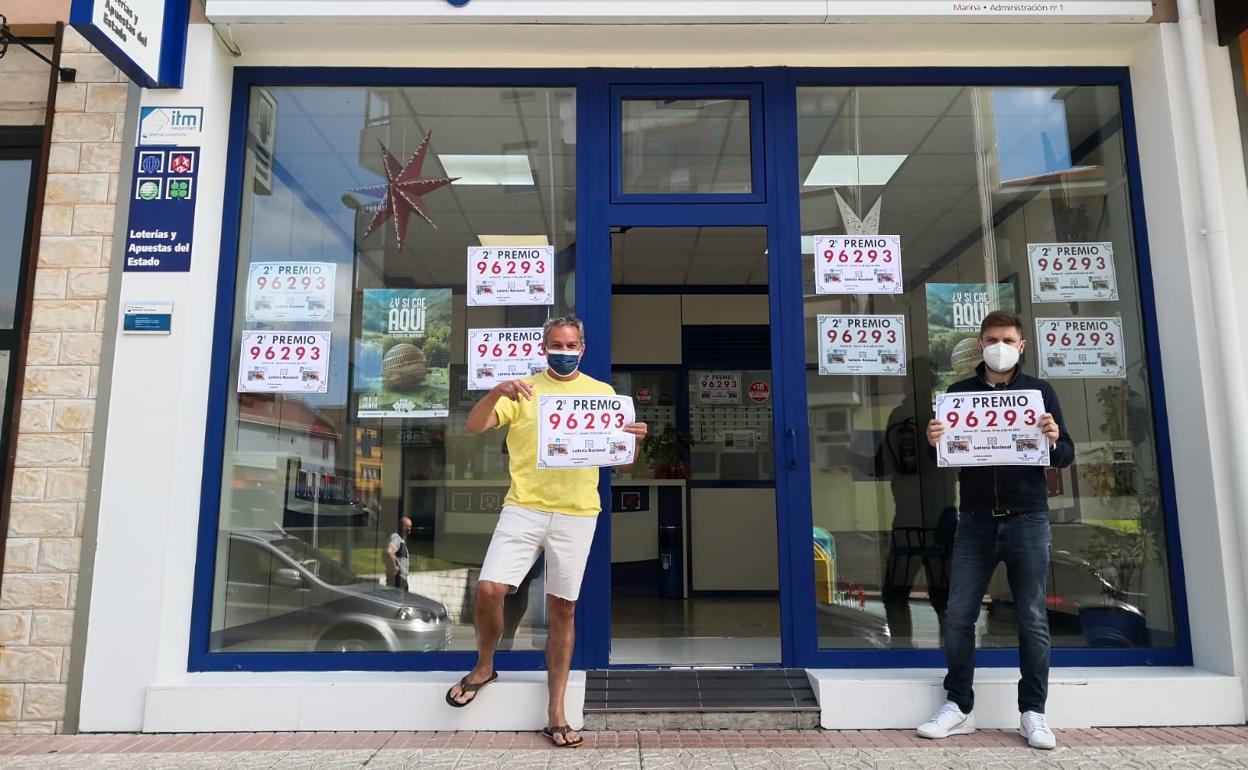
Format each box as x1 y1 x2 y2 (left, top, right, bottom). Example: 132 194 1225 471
1019 710 1057 749
917 701 976 739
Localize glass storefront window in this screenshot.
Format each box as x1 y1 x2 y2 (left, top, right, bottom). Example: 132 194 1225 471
797 85 1177 651
621 98 753 195
211 85 576 654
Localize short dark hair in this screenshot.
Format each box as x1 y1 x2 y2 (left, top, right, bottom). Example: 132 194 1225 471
980 310 1024 337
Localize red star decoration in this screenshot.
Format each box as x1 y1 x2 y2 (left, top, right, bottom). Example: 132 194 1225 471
354 132 457 251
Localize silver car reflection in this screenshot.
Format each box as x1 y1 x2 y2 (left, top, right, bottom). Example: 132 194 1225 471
216 529 452 653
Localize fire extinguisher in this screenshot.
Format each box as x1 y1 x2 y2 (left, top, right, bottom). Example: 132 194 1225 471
888 417 920 475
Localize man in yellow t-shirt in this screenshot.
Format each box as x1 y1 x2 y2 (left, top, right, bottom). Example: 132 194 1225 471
445 316 647 748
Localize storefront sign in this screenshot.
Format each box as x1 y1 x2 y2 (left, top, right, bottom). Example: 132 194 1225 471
935 389 1049 467
537 395 636 468
121 301 173 334
1027 242 1118 303
827 1 1153 21
817 315 907 376
245 262 337 322
355 289 452 418
466 246 554 306
122 147 198 272
70 0 191 88
813 235 902 295
696 371 741 405
467 327 547 389
205 1 1152 24
237 331 330 394
1035 317 1125 379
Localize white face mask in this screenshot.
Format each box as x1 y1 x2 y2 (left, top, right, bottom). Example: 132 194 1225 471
982 341 1020 373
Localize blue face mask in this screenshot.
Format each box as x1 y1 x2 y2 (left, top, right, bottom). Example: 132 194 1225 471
546 351 581 377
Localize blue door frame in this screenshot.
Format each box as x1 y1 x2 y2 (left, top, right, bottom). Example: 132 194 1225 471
189 66 1191 673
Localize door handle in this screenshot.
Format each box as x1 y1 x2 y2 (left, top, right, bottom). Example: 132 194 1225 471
785 428 798 470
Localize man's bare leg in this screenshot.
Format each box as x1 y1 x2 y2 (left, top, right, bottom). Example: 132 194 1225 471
448 580 508 705
545 594 579 744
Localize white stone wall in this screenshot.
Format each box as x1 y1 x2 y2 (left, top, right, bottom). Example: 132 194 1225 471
0 28 122 735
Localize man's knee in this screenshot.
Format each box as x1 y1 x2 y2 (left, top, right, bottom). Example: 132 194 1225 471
476 580 511 603
547 595 577 620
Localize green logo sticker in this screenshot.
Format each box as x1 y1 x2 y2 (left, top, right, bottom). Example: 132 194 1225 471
137 180 160 201
167 179 191 200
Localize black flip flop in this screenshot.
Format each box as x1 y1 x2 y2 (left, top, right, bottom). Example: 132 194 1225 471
445 672 498 708
542 724 584 749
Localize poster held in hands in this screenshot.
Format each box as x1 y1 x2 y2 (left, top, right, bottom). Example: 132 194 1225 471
935 389 1049 468
537 395 637 468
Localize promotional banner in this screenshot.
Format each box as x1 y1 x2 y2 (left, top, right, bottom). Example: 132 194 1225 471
813 235 902 295
1027 242 1119 303
467 327 547 390
123 147 198 272
237 331 330 394
466 246 554 306
245 262 337 323
537 395 637 469
817 315 907 376
935 389 1049 468
1035 317 1126 379
695 371 741 405
354 289 452 418
925 283 1017 392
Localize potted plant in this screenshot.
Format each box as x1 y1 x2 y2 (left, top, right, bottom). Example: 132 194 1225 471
1076 383 1160 647
642 424 692 479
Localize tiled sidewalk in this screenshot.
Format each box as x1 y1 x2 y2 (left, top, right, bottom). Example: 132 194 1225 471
0 728 1245 768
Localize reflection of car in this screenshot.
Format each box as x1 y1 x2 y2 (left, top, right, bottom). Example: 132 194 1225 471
216 529 452 653
988 548 1146 646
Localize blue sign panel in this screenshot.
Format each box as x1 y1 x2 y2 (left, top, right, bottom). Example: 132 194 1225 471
123 146 198 272
69 0 191 89
122 302 174 333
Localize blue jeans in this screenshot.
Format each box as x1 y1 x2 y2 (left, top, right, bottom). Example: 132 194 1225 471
942 510 1052 715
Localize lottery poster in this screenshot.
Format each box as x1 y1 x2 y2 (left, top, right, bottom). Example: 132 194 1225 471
354 289 452 419
813 235 903 295
537 394 637 469
1027 242 1118 303
237 331 330 394
467 327 547 390
466 246 554 306
925 283 1018 392
245 262 336 322
817 315 907 376
1035 317 1126 379
935 389 1050 468
696 371 741 405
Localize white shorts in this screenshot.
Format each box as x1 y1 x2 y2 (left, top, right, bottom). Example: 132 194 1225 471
478 505 599 601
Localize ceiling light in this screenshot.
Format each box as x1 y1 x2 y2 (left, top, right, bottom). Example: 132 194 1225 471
803 155 907 188
439 154 535 186
478 235 550 247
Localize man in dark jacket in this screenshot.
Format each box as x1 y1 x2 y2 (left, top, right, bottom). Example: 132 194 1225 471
917 310 1074 750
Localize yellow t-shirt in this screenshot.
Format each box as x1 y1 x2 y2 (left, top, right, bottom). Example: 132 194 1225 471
493 370 616 517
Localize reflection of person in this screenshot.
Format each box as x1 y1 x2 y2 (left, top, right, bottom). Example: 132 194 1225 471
880 393 954 645
446 316 648 749
383 517 412 590
918 311 1074 750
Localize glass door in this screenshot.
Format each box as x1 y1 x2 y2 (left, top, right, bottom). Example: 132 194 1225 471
607 226 781 666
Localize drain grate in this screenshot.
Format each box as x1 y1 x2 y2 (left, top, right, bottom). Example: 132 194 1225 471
584 668 819 712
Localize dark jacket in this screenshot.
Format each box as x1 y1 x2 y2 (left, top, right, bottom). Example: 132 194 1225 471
945 363 1075 512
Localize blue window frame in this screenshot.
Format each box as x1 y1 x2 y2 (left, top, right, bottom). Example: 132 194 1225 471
610 83 766 204
190 66 1190 674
